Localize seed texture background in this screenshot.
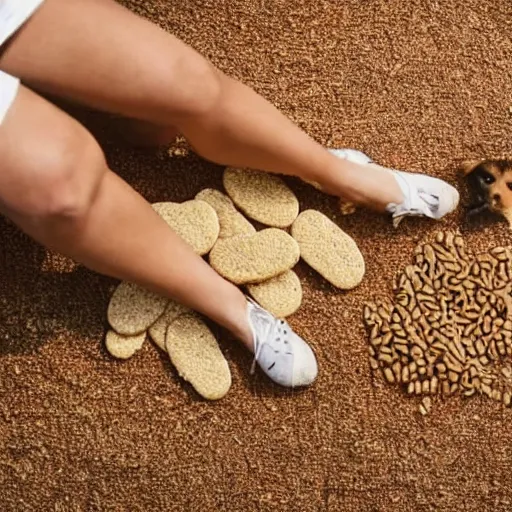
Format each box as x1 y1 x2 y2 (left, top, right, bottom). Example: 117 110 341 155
0 0 511 510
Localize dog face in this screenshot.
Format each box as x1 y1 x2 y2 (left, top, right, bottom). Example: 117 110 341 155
462 159 512 225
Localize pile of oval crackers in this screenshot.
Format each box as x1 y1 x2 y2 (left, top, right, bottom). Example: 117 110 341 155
105 168 366 399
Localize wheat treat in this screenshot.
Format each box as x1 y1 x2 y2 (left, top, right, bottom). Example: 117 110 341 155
291 210 365 289
107 281 169 335
209 228 300 284
152 200 220 255
165 314 231 400
105 330 146 360
247 270 302 318
149 300 191 351
223 168 299 227
195 188 256 239
364 231 512 408
339 199 357 215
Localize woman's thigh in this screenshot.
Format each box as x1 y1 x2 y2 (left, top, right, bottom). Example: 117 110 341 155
0 0 220 126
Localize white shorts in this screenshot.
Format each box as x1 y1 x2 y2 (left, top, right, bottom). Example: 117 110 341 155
0 0 45 124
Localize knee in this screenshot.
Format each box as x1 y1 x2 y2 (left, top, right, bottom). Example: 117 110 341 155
11 128 106 223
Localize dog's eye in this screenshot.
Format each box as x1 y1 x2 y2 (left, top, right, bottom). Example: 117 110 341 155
481 172 495 184
508 183 512 191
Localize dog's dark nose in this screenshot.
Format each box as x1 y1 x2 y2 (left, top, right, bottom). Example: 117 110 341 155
493 193 501 202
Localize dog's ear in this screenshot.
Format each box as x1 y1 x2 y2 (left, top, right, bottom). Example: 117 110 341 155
459 160 483 177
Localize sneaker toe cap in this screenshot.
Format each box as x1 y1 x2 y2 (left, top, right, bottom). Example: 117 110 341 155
438 182 460 217
291 337 318 387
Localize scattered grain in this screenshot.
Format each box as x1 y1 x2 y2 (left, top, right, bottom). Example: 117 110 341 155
364 231 512 409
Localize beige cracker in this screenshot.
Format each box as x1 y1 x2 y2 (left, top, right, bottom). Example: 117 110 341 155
152 200 220 255
165 314 231 400
149 300 192 351
209 228 300 285
247 270 302 318
107 281 169 335
105 330 146 360
223 168 299 227
291 210 365 289
195 188 256 239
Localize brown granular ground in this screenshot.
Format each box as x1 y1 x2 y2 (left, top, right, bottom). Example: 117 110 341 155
1 1 512 510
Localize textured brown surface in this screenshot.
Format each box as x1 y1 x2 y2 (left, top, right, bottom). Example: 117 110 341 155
1 0 512 510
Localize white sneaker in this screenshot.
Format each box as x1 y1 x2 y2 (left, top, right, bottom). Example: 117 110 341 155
246 299 318 388
387 171 460 227
329 148 460 227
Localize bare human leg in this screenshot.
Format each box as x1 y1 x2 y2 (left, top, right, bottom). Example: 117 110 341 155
0 0 407 211
0 86 251 347
0 0 460 386
0 83 317 387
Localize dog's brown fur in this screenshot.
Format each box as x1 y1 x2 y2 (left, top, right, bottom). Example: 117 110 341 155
462 159 512 227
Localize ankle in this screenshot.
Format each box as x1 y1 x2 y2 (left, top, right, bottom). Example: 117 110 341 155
226 297 254 352
231 317 254 352
324 150 406 211
325 158 401 211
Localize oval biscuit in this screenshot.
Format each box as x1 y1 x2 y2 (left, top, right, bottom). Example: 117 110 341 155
149 300 191 351
108 281 169 335
247 270 302 318
165 314 231 400
105 330 146 360
291 210 365 289
209 228 300 285
223 168 299 227
152 200 220 255
195 188 255 239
